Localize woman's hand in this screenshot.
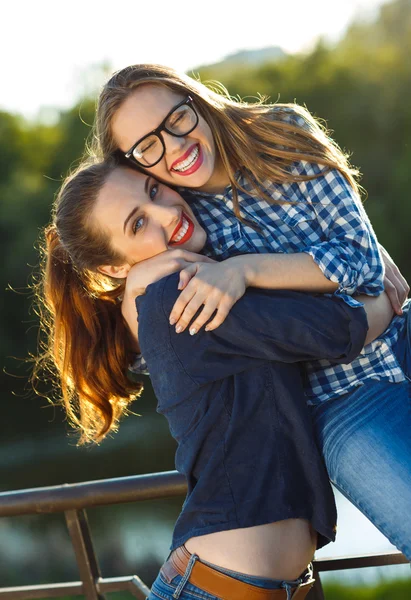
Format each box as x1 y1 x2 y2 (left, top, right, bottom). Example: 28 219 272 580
170 250 340 334
379 245 409 315
125 249 215 299
169 260 248 334
121 249 214 348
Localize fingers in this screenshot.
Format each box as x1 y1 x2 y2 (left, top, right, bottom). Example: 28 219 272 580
384 279 403 316
187 303 219 335
168 261 245 333
204 300 232 332
380 246 410 307
178 264 198 290
173 295 235 335
383 267 410 315
189 297 235 334
391 276 409 306
169 286 197 327
174 294 207 334
392 271 410 304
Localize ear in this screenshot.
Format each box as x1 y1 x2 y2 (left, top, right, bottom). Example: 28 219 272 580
97 263 131 279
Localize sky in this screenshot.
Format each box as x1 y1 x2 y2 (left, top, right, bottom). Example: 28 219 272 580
2 0 387 119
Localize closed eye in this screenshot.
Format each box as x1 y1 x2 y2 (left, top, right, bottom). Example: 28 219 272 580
168 113 184 128
140 138 157 153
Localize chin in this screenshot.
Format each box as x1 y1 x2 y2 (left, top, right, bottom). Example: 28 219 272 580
177 164 214 190
187 235 206 254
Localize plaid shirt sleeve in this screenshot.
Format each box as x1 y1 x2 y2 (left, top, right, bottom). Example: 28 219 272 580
301 166 385 300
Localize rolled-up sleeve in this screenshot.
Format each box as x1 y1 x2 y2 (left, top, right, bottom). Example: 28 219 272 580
302 168 384 303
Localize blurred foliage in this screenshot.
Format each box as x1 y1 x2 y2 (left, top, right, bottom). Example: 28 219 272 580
0 0 410 486
197 0 411 268
323 578 411 599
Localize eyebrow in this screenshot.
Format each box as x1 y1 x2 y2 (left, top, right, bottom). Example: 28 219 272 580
123 176 151 233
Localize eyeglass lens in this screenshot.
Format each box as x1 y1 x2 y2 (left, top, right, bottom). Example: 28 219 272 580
132 103 198 166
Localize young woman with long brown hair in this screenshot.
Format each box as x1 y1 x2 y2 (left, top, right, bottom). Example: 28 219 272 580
37 159 392 599
91 64 411 560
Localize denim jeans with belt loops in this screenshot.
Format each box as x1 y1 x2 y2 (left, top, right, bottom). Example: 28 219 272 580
311 301 411 560
148 552 312 600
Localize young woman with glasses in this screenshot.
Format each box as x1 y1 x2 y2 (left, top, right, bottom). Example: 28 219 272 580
92 64 411 562
37 159 392 599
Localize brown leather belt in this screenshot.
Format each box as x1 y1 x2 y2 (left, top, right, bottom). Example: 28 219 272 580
160 545 315 599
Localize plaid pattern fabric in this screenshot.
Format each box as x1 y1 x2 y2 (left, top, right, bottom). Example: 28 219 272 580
128 353 149 376
179 159 407 403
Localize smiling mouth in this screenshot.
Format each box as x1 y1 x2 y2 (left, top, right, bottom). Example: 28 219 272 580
171 144 200 173
169 212 195 245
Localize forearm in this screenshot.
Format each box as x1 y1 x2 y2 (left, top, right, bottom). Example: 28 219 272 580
154 275 368 368
360 292 394 345
230 253 339 293
232 253 393 345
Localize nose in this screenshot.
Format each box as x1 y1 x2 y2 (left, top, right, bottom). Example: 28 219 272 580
162 130 186 155
148 203 180 228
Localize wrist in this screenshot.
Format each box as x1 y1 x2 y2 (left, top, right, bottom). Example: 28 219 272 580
228 255 255 287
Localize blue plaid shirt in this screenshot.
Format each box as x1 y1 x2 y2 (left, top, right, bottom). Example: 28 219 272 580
179 161 408 403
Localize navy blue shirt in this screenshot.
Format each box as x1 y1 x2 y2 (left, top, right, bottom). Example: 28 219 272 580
136 274 368 549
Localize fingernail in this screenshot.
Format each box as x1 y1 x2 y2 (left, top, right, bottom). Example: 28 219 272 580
169 317 176 325
176 325 183 333
189 328 197 336
178 281 184 290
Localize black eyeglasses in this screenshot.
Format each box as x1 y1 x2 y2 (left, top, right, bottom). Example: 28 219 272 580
124 96 199 168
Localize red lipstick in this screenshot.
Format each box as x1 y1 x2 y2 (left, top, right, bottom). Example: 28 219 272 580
169 212 195 246
170 144 203 176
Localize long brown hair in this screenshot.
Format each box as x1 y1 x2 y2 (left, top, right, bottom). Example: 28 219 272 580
92 64 361 220
34 159 141 444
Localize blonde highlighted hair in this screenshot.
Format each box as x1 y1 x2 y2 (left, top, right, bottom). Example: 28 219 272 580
93 64 361 220
34 159 142 444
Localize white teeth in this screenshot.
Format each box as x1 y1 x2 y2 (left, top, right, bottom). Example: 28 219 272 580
171 217 190 243
173 146 199 172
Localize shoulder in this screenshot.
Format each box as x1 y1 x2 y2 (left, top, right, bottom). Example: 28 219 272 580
268 104 318 134
136 273 180 338
136 274 200 403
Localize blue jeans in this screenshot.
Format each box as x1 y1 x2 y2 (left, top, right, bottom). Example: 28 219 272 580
311 307 411 559
148 553 312 599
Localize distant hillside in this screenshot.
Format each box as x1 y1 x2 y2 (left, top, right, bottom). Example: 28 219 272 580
195 46 287 75
221 46 286 65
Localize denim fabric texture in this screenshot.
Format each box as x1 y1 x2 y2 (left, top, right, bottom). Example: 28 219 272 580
148 553 312 599
311 300 411 559
136 275 368 551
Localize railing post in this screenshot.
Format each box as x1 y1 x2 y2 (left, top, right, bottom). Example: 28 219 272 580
308 565 325 600
65 509 106 600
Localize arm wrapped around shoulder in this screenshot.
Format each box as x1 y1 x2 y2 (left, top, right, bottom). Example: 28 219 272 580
138 274 369 385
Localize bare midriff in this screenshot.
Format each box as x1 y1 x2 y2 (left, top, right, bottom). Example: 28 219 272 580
185 519 317 581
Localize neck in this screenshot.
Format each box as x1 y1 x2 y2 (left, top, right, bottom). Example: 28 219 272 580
196 157 231 194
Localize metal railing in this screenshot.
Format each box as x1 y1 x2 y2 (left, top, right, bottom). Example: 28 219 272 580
0 471 408 599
